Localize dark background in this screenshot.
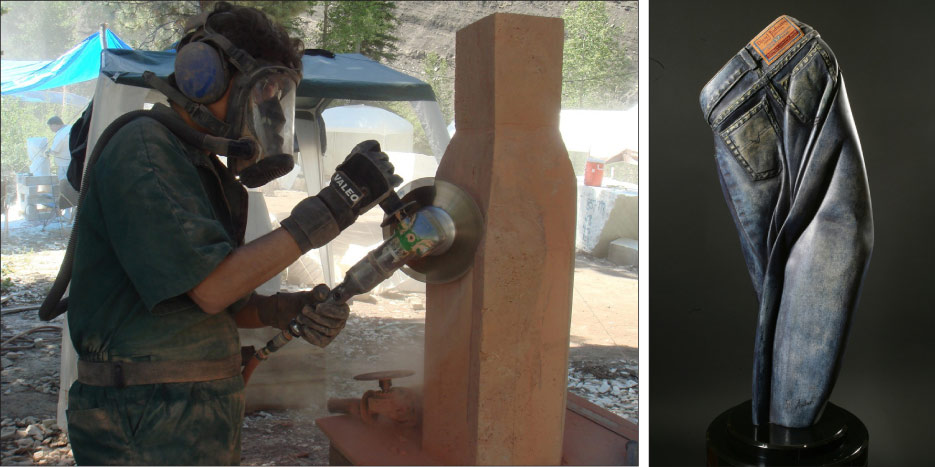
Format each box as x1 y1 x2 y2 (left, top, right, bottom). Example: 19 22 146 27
649 1 935 465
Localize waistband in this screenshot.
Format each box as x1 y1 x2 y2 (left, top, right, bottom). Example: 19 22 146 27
700 15 824 126
77 353 242 387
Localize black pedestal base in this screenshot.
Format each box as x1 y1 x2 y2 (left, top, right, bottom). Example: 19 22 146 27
706 400 868 466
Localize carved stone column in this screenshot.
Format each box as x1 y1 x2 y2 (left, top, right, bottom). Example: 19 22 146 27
422 13 576 465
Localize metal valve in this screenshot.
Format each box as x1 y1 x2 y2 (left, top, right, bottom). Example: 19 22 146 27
327 369 422 427
354 369 416 392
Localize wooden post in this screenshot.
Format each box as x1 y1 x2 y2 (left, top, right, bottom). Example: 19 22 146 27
422 13 575 465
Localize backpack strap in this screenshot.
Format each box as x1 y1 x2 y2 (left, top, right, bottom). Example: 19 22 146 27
39 108 252 321
66 101 93 192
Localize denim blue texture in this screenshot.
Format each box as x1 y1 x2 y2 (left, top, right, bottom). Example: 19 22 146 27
700 16 873 428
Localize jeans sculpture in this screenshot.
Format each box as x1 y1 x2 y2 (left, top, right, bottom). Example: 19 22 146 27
699 16 873 428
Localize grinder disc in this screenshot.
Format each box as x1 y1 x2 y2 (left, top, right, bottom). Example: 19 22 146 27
382 177 484 284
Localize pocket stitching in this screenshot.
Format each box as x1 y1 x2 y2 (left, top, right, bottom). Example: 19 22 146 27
719 99 782 181
787 43 836 124
790 43 820 76
818 46 837 85
766 81 791 114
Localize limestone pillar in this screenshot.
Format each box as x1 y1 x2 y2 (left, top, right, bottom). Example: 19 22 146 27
422 13 576 465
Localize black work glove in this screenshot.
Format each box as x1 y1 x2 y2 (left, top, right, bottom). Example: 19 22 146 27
281 140 403 253
255 285 351 348
330 140 404 215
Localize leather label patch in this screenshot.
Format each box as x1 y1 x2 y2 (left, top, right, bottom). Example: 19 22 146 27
750 16 804 65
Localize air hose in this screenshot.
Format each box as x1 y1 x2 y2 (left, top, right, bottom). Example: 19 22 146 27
39 107 258 321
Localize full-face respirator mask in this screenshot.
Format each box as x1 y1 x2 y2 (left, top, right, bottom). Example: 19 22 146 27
145 11 301 188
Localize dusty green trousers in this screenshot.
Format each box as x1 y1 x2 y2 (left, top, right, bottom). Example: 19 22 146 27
67 375 244 465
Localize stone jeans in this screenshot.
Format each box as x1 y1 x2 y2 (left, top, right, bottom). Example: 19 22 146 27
699 16 873 428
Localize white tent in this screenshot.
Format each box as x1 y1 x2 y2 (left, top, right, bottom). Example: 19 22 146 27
321 104 414 180
559 107 638 163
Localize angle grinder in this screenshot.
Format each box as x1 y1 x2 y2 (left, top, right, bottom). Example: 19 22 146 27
242 178 483 382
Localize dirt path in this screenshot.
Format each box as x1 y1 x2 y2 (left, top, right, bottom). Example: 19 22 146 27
2 203 636 465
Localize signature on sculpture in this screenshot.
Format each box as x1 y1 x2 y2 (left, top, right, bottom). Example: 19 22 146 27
699 15 873 429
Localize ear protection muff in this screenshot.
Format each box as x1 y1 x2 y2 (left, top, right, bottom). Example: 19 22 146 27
174 40 230 104
173 11 245 105
150 10 272 140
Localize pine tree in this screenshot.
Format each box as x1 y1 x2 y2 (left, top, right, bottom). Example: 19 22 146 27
315 1 399 62
561 1 634 109
103 1 310 50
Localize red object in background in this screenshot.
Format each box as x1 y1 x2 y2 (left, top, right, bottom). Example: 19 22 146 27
584 161 604 187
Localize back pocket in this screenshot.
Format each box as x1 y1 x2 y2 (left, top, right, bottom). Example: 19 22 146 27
788 43 836 123
719 98 782 180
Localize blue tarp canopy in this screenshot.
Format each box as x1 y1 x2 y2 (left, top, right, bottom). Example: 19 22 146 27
99 49 437 109
1 30 132 95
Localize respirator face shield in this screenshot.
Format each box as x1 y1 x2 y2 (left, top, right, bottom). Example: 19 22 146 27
228 66 301 188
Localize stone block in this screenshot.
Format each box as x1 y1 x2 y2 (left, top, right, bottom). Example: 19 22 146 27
576 184 638 257
423 13 574 466
608 237 639 267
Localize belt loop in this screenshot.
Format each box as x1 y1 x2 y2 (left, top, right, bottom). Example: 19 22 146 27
114 362 126 388
739 48 758 70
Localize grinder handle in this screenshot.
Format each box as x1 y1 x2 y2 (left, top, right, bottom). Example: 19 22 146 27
379 191 405 217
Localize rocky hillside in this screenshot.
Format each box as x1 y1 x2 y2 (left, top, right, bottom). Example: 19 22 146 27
386 1 638 83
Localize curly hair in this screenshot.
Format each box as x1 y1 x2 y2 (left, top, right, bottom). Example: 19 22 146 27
183 1 304 73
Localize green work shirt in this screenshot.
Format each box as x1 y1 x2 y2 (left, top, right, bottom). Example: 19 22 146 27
69 114 248 362
66 113 251 465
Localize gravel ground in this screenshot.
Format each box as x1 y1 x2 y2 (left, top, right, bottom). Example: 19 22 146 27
2 207 637 465
569 360 639 424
